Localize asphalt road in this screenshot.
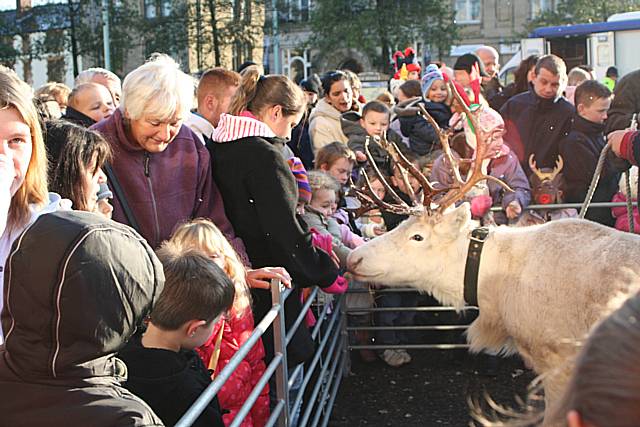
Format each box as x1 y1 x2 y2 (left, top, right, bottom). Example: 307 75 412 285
330 350 537 427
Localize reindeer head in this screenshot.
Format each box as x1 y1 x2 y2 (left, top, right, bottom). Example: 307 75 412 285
528 155 565 205
348 82 513 307
348 204 474 308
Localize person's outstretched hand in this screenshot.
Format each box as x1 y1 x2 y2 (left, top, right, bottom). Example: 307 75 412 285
246 267 292 289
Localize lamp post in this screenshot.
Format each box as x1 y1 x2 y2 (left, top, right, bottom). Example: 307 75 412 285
102 0 111 70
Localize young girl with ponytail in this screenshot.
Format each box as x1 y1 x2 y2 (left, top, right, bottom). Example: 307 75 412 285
208 66 341 371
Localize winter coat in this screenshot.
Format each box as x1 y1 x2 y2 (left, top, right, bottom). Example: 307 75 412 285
118 334 224 427
430 151 531 224
605 69 640 133
500 85 574 177
0 211 165 427
0 193 69 342
612 192 639 233
489 82 520 112
560 114 619 226
196 309 269 427
389 118 409 147
308 98 348 153
395 97 452 156
91 109 246 258
62 105 96 127
482 76 504 110
341 111 403 171
611 192 640 233
289 109 315 170
208 113 339 366
301 207 351 267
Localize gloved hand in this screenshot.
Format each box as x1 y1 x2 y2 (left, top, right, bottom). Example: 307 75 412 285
322 275 349 294
470 195 492 218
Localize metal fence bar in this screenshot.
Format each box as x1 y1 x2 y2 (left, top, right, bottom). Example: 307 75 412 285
299 315 344 427
229 353 284 427
490 201 630 211
265 400 287 427
271 279 289 427
347 306 478 313
290 294 343 422
350 343 470 350
285 286 319 346
310 300 333 340
319 350 348 427
309 329 345 427
175 290 283 427
347 288 420 293
347 325 469 331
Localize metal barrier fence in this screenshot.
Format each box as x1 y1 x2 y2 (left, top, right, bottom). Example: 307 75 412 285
175 280 347 427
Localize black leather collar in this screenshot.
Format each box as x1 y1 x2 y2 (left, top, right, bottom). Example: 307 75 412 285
463 227 490 307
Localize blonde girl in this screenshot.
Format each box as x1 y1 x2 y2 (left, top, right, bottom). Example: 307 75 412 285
170 218 290 427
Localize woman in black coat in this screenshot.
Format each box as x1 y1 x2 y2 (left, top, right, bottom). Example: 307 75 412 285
207 67 339 367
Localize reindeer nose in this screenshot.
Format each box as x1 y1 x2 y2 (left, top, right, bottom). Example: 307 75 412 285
347 254 363 272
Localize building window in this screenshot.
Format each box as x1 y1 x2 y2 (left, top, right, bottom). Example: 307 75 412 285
161 0 172 16
455 0 481 24
144 0 157 18
530 0 554 18
281 0 311 22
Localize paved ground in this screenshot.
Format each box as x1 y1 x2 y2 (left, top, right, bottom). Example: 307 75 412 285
330 349 537 426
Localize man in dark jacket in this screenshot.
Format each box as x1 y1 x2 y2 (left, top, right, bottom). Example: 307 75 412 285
560 81 618 226
476 46 504 109
0 211 165 426
501 54 574 177
605 69 640 133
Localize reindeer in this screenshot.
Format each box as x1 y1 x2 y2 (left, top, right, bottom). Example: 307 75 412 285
516 155 578 226
347 83 640 422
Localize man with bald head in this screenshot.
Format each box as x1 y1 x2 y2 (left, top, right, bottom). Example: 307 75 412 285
75 68 122 107
476 45 504 108
63 83 115 127
185 68 241 144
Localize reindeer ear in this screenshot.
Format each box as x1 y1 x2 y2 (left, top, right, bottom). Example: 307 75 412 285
434 203 471 237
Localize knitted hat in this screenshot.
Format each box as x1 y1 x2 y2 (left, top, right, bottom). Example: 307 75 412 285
97 182 113 201
287 157 312 204
421 64 445 96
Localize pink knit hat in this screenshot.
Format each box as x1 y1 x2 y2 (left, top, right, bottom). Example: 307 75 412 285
462 106 509 159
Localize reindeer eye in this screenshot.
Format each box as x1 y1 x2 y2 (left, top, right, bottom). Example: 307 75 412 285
411 234 424 242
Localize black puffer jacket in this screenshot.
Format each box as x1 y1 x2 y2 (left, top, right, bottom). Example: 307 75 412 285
560 115 619 226
0 211 165 427
395 98 452 156
501 86 574 177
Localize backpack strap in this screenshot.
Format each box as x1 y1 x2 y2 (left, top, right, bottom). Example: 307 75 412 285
103 162 141 233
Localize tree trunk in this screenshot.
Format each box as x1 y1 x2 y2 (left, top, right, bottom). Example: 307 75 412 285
207 0 221 66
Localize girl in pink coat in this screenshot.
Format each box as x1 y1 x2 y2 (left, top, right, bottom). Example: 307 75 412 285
170 219 291 427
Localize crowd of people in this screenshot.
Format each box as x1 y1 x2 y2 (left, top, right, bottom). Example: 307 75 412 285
0 42 640 426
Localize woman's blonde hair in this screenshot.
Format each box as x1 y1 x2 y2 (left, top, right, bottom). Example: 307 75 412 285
121 53 196 121
229 65 306 118
170 218 251 316
0 67 49 229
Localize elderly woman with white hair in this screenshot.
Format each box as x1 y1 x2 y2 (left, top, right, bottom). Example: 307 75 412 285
92 54 245 256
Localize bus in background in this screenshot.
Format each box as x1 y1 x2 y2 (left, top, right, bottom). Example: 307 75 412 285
499 11 640 85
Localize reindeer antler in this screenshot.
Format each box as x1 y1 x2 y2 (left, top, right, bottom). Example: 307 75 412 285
434 82 514 212
529 154 564 182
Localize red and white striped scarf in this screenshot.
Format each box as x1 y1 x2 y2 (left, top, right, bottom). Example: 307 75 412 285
211 112 276 142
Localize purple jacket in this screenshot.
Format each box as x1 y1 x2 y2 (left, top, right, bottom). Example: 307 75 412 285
92 110 246 256
430 151 531 221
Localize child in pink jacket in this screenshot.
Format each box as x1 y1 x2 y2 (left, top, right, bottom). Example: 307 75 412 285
170 219 292 427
